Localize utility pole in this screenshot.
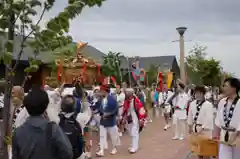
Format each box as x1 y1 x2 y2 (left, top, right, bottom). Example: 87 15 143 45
176 27 187 84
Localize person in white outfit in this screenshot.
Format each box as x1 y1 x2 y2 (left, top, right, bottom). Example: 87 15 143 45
188 86 214 159
215 78 240 159
122 88 144 154
96 85 119 157
159 82 174 130
15 83 65 128
116 85 125 136
172 83 190 140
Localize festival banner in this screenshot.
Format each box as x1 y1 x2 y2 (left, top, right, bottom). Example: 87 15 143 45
167 71 173 88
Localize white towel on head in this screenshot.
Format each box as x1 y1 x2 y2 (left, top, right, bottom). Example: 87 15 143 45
61 87 75 97
126 88 134 93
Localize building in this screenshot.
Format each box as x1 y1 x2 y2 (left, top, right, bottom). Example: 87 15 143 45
120 55 180 85
0 35 105 91
120 55 180 75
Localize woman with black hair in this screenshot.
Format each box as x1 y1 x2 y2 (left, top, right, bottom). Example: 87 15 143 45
187 86 214 159
215 77 240 159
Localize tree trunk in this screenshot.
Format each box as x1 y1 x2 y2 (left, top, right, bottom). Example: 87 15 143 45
0 12 15 159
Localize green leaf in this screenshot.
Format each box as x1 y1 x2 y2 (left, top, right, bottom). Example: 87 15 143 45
4 40 13 52
24 64 39 73
28 0 42 8
0 17 9 30
26 7 38 16
2 51 13 65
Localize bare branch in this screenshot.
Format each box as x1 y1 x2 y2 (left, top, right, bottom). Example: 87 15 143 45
24 7 46 41
21 73 29 87
12 7 46 71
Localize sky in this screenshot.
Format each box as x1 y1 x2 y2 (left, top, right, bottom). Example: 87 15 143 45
39 0 240 76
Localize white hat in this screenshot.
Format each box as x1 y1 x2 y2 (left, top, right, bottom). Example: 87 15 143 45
62 87 75 96
126 88 134 93
93 86 100 91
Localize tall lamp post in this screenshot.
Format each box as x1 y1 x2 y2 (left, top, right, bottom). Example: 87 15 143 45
176 27 187 84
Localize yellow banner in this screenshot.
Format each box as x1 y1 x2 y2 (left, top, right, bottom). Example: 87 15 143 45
167 72 173 88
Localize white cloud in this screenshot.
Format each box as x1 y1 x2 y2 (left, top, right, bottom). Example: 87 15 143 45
35 0 240 76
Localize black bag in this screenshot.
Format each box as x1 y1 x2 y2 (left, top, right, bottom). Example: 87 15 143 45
59 114 84 159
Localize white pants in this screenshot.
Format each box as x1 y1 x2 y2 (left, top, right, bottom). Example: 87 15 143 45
219 144 240 159
128 122 139 151
99 125 119 151
93 114 101 127
8 145 12 159
152 105 160 117
118 106 123 117
173 117 185 137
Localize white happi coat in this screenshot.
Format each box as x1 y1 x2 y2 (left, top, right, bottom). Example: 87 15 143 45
46 89 62 114
215 97 240 159
187 100 214 138
15 90 61 127
172 92 190 120
127 98 139 151
158 90 174 113
215 97 240 144
116 91 125 117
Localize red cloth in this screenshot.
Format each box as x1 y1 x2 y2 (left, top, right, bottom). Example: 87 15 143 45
158 72 163 91
123 96 147 129
57 62 62 82
100 84 110 92
97 64 101 76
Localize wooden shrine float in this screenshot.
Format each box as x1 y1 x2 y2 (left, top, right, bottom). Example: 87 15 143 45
54 42 102 87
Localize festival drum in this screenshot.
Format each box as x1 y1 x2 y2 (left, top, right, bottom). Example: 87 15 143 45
189 134 219 157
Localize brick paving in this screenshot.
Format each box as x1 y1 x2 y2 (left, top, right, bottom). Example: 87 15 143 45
91 116 197 159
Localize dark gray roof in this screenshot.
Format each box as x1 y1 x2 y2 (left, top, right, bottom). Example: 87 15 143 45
0 34 106 63
120 55 177 71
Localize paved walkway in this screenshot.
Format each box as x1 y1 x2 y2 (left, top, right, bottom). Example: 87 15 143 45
91 116 196 159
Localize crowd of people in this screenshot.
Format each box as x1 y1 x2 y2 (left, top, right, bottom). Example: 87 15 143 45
0 77 240 159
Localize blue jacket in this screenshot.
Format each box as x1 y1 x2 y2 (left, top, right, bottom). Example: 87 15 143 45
75 98 82 113
100 95 118 127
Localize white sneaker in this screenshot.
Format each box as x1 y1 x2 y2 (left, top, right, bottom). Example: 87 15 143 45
128 148 137 154
96 150 104 157
164 124 170 131
172 136 179 140
85 152 91 159
119 132 123 137
148 119 153 123
110 148 117 155
179 137 184 140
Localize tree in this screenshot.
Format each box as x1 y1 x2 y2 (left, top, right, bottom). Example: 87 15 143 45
146 64 158 86
222 71 234 79
101 51 124 84
0 0 105 158
186 44 222 86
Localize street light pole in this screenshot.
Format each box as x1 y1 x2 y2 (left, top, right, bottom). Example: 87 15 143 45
176 27 187 84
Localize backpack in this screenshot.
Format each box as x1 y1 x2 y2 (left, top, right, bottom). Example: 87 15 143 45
59 114 84 159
